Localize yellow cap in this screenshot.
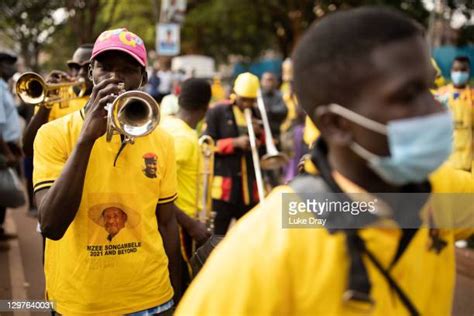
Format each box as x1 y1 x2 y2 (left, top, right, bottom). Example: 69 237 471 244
233 72 259 98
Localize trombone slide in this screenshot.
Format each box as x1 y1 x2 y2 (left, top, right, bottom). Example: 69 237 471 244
244 108 265 202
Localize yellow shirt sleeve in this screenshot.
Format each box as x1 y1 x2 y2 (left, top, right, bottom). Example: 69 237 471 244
157 132 178 204
32 122 68 193
176 189 292 316
430 164 474 240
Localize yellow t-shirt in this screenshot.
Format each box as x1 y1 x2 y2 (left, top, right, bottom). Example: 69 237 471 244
160 116 200 217
33 109 177 315
176 178 473 315
34 95 88 122
436 84 474 172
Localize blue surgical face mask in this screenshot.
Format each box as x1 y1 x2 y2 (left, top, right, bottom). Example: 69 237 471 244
451 71 470 86
327 104 453 185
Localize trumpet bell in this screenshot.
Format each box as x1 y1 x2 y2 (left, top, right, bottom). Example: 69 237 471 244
16 72 46 105
16 72 87 106
107 90 160 143
261 152 289 170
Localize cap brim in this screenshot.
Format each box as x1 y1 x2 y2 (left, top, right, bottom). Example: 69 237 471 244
91 46 145 67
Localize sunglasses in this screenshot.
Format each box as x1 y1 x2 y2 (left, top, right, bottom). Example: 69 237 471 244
67 61 90 71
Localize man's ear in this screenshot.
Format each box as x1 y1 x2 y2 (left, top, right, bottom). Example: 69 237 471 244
140 70 148 87
88 63 93 81
313 106 352 146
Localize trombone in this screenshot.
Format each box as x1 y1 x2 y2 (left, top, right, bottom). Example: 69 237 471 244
16 72 87 107
245 90 289 201
256 90 288 170
197 135 216 233
106 89 160 144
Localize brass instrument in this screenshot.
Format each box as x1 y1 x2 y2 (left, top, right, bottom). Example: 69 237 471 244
106 90 160 144
197 135 216 232
244 108 266 202
256 90 288 170
16 72 86 106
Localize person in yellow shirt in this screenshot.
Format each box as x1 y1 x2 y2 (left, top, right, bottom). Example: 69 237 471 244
176 7 473 315
33 28 180 315
23 44 93 157
22 44 93 216
435 56 473 172
160 78 212 284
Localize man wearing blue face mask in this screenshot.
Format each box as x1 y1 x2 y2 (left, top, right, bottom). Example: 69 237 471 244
436 56 473 172
176 7 474 316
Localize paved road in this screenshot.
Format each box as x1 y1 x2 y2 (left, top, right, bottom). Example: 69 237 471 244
0 204 45 316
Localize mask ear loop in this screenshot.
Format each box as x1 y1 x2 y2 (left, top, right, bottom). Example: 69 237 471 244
327 103 388 135
321 103 388 161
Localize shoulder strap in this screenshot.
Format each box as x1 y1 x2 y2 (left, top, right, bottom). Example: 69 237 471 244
290 176 419 316
359 236 420 316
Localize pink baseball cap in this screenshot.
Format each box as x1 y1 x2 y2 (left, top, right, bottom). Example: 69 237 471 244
91 28 147 67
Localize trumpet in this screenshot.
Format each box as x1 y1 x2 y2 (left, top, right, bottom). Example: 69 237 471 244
197 135 216 233
106 89 160 144
16 72 86 106
256 90 288 170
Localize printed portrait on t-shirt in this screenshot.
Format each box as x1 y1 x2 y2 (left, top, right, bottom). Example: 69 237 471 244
143 152 158 178
88 203 141 242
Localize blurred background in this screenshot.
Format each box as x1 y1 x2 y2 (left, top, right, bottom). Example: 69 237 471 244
0 0 472 81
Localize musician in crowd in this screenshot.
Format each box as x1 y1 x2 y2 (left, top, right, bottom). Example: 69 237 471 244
176 7 473 315
160 78 212 287
23 44 93 157
33 28 179 315
22 44 93 216
203 72 263 235
0 52 22 240
435 56 473 173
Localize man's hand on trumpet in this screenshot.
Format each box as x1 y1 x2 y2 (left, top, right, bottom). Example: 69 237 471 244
80 75 124 143
45 70 74 84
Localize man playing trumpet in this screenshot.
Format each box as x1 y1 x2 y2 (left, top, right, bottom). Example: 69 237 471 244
33 28 180 315
23 44 94 157
22 45 93 216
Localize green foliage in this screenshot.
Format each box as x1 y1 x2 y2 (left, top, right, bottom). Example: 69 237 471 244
42 0 157 71
0 0 66 71
182 0 430 63
182 0 276 63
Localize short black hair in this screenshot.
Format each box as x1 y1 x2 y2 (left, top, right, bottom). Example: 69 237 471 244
293 6 423 116
178 78 211 111
0 52 17 64
453 56 471 66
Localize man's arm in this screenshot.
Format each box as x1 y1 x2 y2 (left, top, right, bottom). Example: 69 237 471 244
23 106 51 157
156 202 182 300
35 137 95 240
35 76 124 240
174 204 210 245
204 106 251 154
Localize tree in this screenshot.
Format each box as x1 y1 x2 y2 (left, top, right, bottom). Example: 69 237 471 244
0 0 66 71
181 0 430 63
42 0 158 71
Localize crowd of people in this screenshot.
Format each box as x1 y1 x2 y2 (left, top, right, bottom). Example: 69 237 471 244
0 5 473 316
